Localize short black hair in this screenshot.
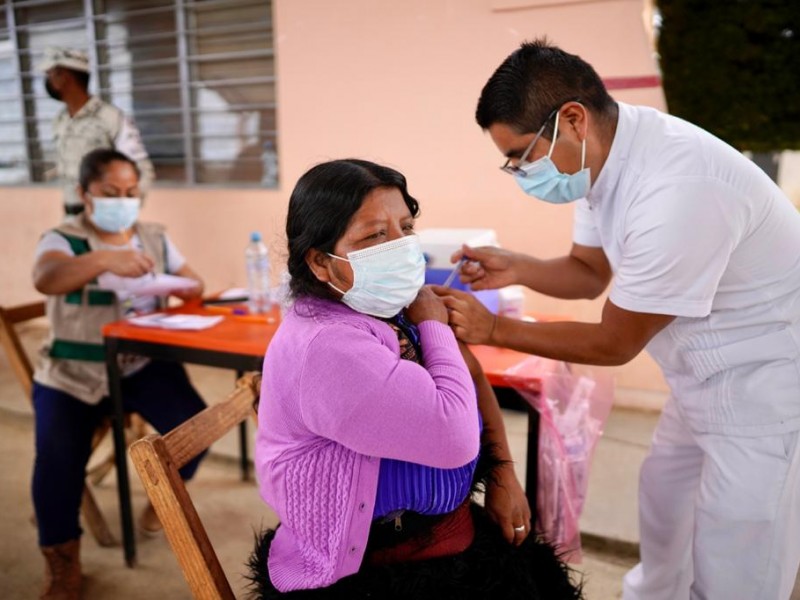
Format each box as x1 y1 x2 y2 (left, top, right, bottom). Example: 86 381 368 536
476 39 616 138
78 148 140 191
286 159 420 301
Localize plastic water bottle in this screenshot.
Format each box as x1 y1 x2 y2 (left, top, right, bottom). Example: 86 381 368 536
246 232 271 314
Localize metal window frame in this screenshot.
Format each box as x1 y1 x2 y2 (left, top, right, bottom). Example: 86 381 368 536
4 4 32 180
0 0 277 187
174 0 195 183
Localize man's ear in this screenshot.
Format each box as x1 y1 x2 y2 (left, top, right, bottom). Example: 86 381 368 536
563 102 588 141
305 248 331 283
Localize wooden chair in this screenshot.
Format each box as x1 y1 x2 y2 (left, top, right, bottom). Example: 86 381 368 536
0 302 44 399
129 373 258 600
0 301 115 546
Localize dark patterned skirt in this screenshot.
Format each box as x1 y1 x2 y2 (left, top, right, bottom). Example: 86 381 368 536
245 503 583 600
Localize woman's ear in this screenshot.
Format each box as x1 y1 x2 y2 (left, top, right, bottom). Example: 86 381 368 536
305 248 331 283
79 186 93 213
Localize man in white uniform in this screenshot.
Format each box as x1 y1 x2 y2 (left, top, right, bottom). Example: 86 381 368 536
437 40 800 599
38 47 154 217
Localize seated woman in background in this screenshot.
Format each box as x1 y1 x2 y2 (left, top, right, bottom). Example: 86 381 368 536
31 148 208 600
249 159 582 599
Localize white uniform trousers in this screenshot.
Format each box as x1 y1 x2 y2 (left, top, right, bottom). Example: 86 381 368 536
623 398 800 600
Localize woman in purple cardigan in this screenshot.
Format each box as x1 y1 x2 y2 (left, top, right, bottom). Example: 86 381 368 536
248 159 581 599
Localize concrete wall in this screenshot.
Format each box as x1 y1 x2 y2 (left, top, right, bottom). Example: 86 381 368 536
1 0 671 400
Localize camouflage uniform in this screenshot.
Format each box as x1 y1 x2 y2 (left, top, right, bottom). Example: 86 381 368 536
53 96 155 211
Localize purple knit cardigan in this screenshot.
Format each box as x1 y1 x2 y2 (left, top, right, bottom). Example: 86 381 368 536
255 296 479 592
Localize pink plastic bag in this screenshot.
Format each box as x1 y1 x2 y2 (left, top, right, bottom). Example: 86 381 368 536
501 357 614 562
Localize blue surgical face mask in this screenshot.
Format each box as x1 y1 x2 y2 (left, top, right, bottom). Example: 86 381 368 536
514 111 591 204
326 235 426 318
89 197 141 232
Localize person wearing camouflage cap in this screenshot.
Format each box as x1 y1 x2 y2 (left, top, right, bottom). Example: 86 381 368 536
39 47 155 219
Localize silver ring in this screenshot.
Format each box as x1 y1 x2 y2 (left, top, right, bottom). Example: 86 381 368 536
513 525 526 533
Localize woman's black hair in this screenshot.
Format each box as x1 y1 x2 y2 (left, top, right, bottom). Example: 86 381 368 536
286 159 420 301
78 148 140 191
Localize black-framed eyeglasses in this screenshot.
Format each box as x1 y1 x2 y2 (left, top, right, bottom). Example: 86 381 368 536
499 98 582 175
499 107 560 175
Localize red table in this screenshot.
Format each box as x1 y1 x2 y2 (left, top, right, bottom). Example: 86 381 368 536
103 304 556 567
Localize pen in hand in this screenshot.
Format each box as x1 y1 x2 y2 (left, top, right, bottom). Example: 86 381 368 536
120 227 156 279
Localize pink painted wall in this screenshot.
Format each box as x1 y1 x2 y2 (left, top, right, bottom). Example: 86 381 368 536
0 0 668 395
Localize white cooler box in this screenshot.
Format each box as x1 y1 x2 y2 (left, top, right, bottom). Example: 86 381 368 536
418 228 524 316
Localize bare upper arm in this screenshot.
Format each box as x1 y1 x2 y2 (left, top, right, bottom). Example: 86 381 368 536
599 299 676 363
569 243 612 297
33 249 73 276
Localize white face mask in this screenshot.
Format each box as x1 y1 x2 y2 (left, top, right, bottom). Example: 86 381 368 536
326 235 426 318
89 197 141 232
514 111 591 203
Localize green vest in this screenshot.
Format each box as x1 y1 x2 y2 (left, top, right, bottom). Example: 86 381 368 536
34 216 168 404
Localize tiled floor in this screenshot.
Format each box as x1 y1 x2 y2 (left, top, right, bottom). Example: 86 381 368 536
0 395 634 599
2 320 796 598
0 321 636 598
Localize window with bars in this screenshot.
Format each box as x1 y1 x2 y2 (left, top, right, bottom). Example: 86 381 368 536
0 0 277 186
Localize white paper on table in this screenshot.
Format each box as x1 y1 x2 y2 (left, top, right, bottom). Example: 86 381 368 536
217 287 249 300
97 272 199 297
127 313 224 330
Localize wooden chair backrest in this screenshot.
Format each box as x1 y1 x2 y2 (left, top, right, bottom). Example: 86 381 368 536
0 301 45 399
0 301 119 545
129 373 258 600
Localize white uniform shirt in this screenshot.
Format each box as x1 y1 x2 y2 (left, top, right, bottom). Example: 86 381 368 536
574 102 800 435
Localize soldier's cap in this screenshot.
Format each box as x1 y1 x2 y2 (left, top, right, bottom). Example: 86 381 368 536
37 47 90 73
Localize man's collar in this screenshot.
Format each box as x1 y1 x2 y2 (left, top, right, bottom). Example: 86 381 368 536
69 95 102 120
586 102 635 207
